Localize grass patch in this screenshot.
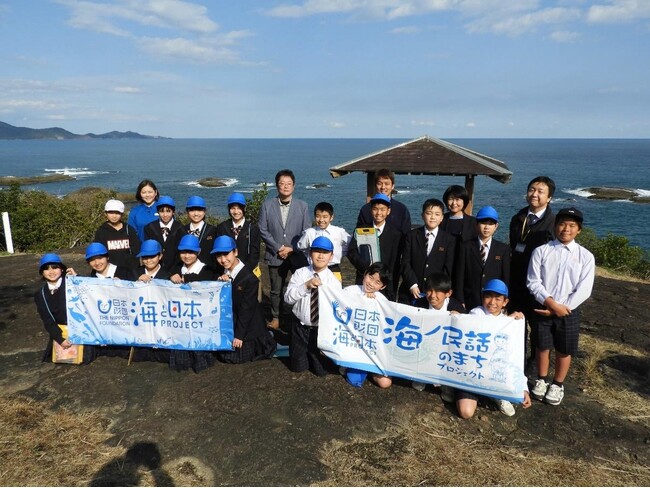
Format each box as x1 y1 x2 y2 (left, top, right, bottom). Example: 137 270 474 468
317 415 650 486
0 395 213 486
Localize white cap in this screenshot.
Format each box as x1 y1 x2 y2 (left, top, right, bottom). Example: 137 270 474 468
104 199 125 213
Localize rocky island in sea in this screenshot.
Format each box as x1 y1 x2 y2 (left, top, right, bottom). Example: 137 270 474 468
582 187 650 203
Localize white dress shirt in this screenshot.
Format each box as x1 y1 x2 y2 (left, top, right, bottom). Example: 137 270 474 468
527 239 595 310
297 224 352 265
284 265 342 326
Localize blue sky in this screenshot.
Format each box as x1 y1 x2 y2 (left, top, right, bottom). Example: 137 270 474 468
0 0 648 138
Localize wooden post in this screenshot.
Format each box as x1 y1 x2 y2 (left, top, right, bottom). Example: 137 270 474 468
464 174 475 215
366 171 376 203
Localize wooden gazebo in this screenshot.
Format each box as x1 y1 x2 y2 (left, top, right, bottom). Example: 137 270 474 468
329 136 512 214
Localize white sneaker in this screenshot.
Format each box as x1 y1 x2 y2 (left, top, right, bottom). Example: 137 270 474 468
440 385 455 403
496 399 516 417
411 381 426 392
531 378 550 401
544 384 565 405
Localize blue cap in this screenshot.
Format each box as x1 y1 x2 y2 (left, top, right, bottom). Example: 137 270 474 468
178 234 201 253
311 236 334 252
156 195 175 209
370 193 391 206
186 195 206 209
345 368 368 388
476 206 499 222
137 239 163 257
39 253 63 270
211 235 237 253
227 192 246 207
482 279 509 297
85 242 109 260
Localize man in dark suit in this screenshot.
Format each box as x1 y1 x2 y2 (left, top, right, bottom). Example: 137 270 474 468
348 193 403 301
454 206 511 312
508 176 556 363
143 196 183 273
398 198 456 304
356 168 411 236
259 169 311 330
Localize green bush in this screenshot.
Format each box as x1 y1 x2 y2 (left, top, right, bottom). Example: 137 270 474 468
578 227 650 281
0 184 115 252
245 183 269 223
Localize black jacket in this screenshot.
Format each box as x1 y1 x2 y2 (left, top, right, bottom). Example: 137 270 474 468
94 222 141 270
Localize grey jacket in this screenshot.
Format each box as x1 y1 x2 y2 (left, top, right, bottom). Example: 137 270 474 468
259 196 311 266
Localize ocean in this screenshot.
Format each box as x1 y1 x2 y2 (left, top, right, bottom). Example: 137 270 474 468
1 138 649 251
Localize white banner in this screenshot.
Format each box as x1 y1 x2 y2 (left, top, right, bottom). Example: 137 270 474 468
66 277 234 351
318 287 526 402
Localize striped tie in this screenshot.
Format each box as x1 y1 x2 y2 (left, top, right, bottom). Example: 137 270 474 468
480 243 487 266
310 273 319 325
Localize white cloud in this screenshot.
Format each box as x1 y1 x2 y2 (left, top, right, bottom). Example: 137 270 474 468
137 36 240 64
467 7 582 36
56 0 218 35
466 121 476 127
411 119 436 126
587 0 650 23
46 114 68 120
113 85 142 93
390 25 420 34
549 29 579 42
326 120 345 128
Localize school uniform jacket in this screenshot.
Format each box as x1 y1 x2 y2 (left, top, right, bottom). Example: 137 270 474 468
216 219 261 269
398 226 456 304
454 238 511 312
258 197 311 268
144 219 184 272
34 281 68 347
441 213 478 243
94 222 141 270
230 266 267 340
136 266 172 281
508 205 555 312
356 198 412 236
347 224 403 300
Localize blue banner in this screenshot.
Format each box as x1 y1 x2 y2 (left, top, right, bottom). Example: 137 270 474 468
66 277 233 351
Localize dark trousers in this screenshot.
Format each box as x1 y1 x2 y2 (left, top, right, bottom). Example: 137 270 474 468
290 320 330 376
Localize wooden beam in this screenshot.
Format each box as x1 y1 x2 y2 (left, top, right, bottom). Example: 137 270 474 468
464 174 475 215
366 171 376 203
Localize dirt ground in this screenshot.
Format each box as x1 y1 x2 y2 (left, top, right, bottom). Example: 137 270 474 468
0 251 648 486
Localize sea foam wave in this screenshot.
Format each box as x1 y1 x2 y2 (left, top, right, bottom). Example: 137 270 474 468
44 167 112 177
564 188 594 198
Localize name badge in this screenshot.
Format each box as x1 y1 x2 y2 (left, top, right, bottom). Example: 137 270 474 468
515 243 526 253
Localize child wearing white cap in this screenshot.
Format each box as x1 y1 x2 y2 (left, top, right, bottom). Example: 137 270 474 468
93 199 141 271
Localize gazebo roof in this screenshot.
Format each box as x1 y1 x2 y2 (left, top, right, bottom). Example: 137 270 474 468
329 135 512 184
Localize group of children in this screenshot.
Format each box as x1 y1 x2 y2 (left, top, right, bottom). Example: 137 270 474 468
35 171 596 419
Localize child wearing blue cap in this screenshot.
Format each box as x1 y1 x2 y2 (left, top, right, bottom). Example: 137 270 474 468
170 196 217 283
85 242 136 280
216 192 260 277
174 234 215 283
136 240 170 282
284 236 342 375
211 235 276 363
34 253 97 364
452 279 530 419
454 206 511 312
144 195 183 273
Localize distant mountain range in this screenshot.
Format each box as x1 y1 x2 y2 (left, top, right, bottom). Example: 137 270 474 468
0 121 167 140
